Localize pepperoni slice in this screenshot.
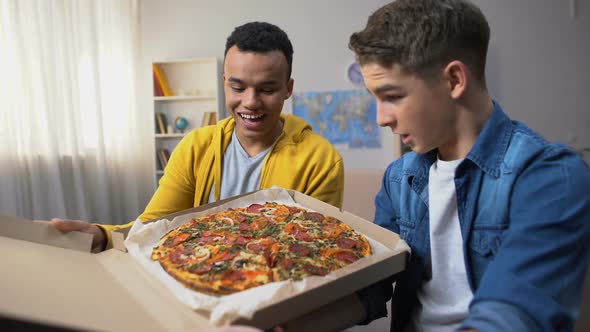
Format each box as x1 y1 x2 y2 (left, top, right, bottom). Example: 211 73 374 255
222 269 246 281
226 251 239 260
288 243 311 257
303 264 328 276
305 212 324 222
237 214 247 223
295 230 311 241
247 204 264 213
239 222 251 232
188 264 212 275
169 247 193 264
235 236 249 245
197 237 215 245
287 206 300 214
278 257 293 270
335 251 359 263
247 243 266 254
336 237 357 249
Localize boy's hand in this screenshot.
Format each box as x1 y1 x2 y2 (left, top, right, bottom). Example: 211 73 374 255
49 218 107 252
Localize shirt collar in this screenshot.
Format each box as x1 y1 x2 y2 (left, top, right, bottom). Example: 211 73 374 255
464 101 513 178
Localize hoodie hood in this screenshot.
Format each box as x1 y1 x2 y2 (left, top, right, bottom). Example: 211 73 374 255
209 114 313 201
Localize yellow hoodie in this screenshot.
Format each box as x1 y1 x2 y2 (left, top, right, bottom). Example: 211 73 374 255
100 114 344 247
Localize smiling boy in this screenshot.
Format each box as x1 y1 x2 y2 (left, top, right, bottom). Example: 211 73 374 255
51 22 344 252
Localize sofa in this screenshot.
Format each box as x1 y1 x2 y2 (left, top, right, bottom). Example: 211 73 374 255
342 169 384 222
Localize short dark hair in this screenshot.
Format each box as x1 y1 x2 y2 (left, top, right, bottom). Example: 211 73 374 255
349 0 490 84
224 21 294 80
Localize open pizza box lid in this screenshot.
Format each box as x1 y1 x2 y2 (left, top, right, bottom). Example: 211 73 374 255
0 188 408 331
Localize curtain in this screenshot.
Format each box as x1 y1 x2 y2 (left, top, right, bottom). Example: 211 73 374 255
0 0 154 225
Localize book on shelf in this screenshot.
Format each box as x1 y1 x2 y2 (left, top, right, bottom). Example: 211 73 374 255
155 112 168 134
154 113 161 133
201 112 218 127
153 70 164 97
157 148 171 170
152 64 174 97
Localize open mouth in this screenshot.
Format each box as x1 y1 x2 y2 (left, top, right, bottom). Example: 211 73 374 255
238 113 265 121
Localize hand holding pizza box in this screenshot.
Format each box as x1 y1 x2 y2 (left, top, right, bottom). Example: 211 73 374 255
48 218 107 252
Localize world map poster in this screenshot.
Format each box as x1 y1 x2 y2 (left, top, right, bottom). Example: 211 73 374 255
292 89 381 149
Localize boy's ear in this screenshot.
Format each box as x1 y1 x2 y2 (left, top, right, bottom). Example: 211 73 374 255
444 61 468 99
285 78 294 99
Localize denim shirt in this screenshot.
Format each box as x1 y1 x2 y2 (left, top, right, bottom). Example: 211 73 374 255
364 103 590 331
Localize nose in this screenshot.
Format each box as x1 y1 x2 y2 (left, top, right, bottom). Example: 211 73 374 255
376 101 396 128
242 89 260 110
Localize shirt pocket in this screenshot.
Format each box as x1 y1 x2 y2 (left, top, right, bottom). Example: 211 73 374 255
469 223 509 258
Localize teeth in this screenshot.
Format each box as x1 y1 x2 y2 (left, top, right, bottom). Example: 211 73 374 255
240 113 263 120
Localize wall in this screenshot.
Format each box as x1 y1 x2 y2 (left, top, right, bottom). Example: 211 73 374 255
140 0 396 170
140 0 590 169
476 0 590 151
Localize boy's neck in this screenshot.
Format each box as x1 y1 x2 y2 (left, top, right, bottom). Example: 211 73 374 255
438 93 493 161
236 120 284 157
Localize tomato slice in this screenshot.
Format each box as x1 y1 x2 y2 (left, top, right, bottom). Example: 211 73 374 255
169 232 190 247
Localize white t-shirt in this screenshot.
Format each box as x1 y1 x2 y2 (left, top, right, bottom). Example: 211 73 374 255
415 158 473 332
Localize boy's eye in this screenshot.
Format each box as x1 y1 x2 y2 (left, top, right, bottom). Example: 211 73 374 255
384 95 402 102
257 86 278 94
230 86 245 92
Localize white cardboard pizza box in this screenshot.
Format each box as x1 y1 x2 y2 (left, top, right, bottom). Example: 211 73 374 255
0 189 408 331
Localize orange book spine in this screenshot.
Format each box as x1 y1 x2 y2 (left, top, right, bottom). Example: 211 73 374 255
153 70 164 96
152 64 174 96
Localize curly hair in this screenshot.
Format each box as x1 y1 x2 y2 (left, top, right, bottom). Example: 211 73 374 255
349 0 489 84
225 22 294 80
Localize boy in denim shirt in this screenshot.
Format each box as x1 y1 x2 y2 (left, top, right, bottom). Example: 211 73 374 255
349 0 590 331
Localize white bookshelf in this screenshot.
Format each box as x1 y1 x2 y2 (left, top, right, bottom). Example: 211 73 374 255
153 57 222 185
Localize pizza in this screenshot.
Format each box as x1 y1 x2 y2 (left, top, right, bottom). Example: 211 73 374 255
151 202 372 295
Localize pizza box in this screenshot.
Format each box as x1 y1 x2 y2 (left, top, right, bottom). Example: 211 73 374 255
0 215 212 332
0 188 408 331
